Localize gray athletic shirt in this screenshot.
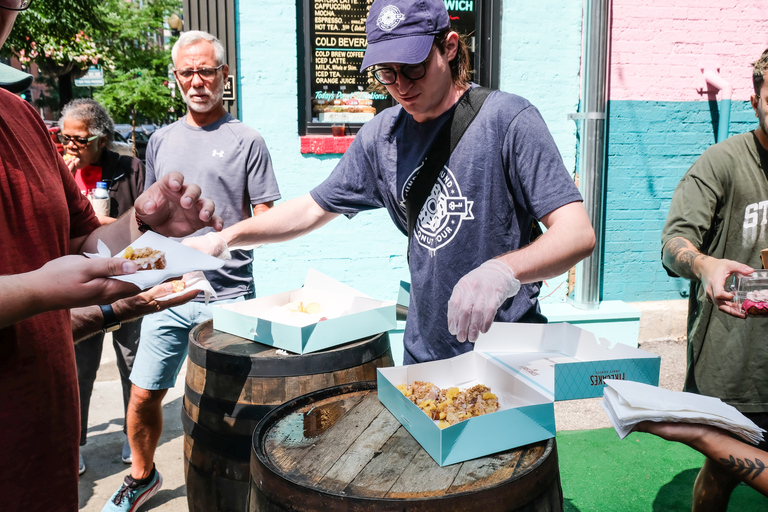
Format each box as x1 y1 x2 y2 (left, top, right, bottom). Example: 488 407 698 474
312 87 583 363
145 113 281 300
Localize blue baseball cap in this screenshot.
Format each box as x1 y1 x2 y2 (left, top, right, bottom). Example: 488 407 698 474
360 0 451 72
0 63 33 94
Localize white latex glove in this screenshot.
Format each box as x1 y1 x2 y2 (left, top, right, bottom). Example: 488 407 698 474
447 259 521 343
182 232 232 260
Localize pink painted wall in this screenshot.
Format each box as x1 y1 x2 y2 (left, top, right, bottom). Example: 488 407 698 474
610 0 768 101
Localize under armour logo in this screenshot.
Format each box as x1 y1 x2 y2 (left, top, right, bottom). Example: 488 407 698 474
212 150 224 158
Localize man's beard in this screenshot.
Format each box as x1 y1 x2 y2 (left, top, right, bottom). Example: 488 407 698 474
181 82 224 113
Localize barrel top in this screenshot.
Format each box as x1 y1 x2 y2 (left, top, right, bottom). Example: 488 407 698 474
189 321 391 377
252 382 558 508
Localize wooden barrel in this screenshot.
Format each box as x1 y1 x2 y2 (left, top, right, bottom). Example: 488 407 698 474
250 381 563 512
183 320 394 512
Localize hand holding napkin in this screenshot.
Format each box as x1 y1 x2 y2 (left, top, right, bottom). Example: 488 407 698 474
601 379 765 445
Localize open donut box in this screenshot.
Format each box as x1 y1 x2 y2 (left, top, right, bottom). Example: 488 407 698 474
377 322 661 466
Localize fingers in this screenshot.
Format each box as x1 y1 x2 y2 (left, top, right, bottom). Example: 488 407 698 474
180 182 201 209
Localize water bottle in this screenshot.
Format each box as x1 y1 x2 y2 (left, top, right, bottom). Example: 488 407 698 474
91 181 110 216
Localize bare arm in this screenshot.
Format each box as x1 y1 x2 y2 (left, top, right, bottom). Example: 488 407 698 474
662 237 753 318
0 256 141 330
222 194 339 249
71 282 200 342
635 421 768 497
496 201 596 284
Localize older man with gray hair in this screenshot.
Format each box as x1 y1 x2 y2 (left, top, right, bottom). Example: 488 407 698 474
102 30 281 512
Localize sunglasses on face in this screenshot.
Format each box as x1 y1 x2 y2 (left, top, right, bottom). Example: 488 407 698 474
57 133 98 147
0 0 33 11
370 48 434 85
173 64 224 83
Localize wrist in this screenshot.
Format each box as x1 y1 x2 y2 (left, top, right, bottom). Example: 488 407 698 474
134 210 153 234
99 304 122 333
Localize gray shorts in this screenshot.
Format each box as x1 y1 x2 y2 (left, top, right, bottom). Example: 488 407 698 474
130 296 247 390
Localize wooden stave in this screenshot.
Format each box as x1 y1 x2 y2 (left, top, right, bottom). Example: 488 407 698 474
250 381 563 512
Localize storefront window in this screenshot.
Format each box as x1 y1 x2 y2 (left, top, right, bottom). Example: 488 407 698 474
297 0 500 136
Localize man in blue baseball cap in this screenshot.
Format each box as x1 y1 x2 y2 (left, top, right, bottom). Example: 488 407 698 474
188 0 596 364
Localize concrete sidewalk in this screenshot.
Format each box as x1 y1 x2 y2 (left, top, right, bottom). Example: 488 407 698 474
78 304 689 511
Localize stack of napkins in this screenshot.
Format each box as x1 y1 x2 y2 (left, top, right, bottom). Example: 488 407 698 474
601 379 765 445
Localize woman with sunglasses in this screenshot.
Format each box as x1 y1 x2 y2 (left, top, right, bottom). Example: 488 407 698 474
58 98 145 475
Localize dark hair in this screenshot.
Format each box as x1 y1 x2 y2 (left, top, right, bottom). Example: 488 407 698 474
752 48 768 95
434 29 473 88
367 29 474 95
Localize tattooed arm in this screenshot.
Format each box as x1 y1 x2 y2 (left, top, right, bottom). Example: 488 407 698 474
662 237 753 318
634 421 768 498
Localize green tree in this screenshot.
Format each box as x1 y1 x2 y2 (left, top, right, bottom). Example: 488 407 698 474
2 0 108 109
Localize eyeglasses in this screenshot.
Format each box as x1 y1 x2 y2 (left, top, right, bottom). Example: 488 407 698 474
57 133 99 147
371 48 434 85
0 0 33 11
173 64 224 83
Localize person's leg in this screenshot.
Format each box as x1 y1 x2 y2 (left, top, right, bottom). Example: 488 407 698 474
74 331 106 446
692 457 741 512
126 385 167 480
124 305 195 480
112 319 142 432
112 318 142 462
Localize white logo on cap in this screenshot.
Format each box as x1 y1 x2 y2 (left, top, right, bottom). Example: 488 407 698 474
377 5 406 32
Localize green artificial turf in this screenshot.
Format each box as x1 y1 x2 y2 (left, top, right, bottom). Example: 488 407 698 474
557 428 768 512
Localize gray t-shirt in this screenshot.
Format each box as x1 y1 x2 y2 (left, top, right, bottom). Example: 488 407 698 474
311 87 583 363
145 113 281 300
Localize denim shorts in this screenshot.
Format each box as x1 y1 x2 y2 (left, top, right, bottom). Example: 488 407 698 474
130 296 247 390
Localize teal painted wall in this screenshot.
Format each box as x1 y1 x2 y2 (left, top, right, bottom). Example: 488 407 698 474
236 1 585 301
602 99 757 301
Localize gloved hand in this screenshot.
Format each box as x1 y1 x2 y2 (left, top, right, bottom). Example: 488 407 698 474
182 232 231 260
447 259 521 343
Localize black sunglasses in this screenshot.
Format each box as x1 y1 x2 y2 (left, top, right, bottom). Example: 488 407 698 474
57 133 99 146
0 0 33 11
173 64 224 83
371 48 434 85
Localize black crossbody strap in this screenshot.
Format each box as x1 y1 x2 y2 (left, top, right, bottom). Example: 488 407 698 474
405 86 492 259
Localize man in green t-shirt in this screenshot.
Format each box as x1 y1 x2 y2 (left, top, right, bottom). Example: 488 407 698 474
661 48 768 511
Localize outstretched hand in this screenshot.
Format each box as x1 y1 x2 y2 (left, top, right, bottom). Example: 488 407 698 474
182 232 231 259
30 255 141 312
447 259 521 343
697 257 753 318
134 172 224 237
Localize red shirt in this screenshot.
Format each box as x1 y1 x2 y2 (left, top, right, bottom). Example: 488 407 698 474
0 88 100 511
75 164 103 196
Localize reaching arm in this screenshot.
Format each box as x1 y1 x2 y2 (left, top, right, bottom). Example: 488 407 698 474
496 201 595 284
70 171 224 256
634 421 768 497
184 194 339 257
71 282 200 342
0 255 141 330
448 201 595 342
662 236 753 318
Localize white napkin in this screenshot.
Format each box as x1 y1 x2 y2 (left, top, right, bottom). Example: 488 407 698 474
154 271 217 304
84 231 225 291
601 379 765 445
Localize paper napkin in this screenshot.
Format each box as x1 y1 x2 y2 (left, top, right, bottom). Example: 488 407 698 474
601 379 765 444
85 231 224 291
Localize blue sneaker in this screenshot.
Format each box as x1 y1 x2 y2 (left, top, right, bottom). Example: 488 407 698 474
102 469 162 512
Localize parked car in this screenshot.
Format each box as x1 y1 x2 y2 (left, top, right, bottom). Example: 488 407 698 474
43 120 64 155
113 129 149 162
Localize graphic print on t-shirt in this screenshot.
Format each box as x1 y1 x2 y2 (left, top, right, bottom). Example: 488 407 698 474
401 163 474 255
742 199 768 246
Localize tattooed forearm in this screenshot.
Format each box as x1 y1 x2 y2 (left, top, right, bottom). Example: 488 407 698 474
719 455 766 480
663 237 708 280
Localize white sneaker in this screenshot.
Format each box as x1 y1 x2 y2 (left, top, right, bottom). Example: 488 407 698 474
121 438 132 464
79 452 86 475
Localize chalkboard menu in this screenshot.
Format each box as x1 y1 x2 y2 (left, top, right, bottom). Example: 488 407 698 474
308 0 390 127
298 0 500 136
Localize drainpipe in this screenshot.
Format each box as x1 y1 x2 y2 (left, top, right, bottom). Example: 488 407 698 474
567 0 611 310
702 68 732 142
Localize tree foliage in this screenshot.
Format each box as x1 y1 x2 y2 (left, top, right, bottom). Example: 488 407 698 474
2 0 185 124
